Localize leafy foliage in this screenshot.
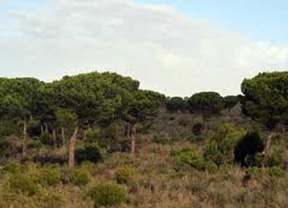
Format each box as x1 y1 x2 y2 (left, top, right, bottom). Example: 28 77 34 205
188 92 224 116
234 132 265 167
166 97 188 113
86 182 127 208
241 72 288 129
224 95 239 112
75 146 102 164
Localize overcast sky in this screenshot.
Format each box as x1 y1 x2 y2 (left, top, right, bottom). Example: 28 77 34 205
1 0 288 96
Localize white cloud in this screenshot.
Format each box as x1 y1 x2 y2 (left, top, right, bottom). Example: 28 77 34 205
1 0 288 96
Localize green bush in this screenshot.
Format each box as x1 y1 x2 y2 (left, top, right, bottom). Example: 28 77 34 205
246 167 264 176
192 123 204 136
234 131 265 167
267 167 285 177
152 135 168 145
75 145 102 164
86 182 127 208
68 169 90 186
172 149 198 165
204 160 218 172
36 193 63 208
115 165 136 184
39 132 54 146
205 124 244 165
172 148 216 172
37 168 60 187
1 162 24 174
190 157 206 171
8 173 39 196
267 151 283 167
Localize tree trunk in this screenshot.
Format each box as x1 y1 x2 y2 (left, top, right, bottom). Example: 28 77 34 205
22 120 27 158
61 127 66 148
45 123 48 133
52 129 57 150
83 129 87 141
261 132 276 167
131 124 136 155
68 126 79 168
41 125 44 135
126 123 131 138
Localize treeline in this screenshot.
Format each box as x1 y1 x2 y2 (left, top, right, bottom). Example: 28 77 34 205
0 72 165 167
1 71 288 168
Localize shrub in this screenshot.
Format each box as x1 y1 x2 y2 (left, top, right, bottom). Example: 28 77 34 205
172 148 216 172
115 165 136 184
75 145 102 164
152 135 168 145
246 167 264 176
36 193 63 208
108 140 131 153
178 118 189 127
68 169 90 186
8 173 39 196
267 151 283 167
39 132 54 146
244 152 263 167
1 162 24 174
204 140 225 165
234 131 265 167
190 157 206 171
267 167 285 177
37 168 60 186
175 149 198 165
204 160 218 172
192 123 204 136
204 124 244 165
86 182 126 208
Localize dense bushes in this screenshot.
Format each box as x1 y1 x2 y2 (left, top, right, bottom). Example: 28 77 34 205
7 173 39 196
172 148 217 172
234 132 265 167
75 145 102 164
37 168 60 187
86 182 127 208
204 124 245 165
68 169 90 186
115 165 136 185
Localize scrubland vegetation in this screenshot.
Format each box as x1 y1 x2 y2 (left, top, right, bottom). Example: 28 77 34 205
0 71 288 207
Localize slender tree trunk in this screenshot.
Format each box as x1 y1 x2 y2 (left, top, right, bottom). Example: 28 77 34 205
41 125 44 135
126 123 131 138
52 129 57 150
69 126 79 168
45 123 48 133
83 129 87 141
131 124 136 155
261 132 276 167
22 119 27 158
61 127 66 148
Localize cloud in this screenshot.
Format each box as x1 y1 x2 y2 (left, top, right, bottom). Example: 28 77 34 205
1 0 288 96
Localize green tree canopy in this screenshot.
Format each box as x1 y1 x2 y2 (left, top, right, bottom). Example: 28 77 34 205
188 92 224 116
224 95 239 111
241 72 288 129
166 97 188 113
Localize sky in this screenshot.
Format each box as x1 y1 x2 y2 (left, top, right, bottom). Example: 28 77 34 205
0 0 288 96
